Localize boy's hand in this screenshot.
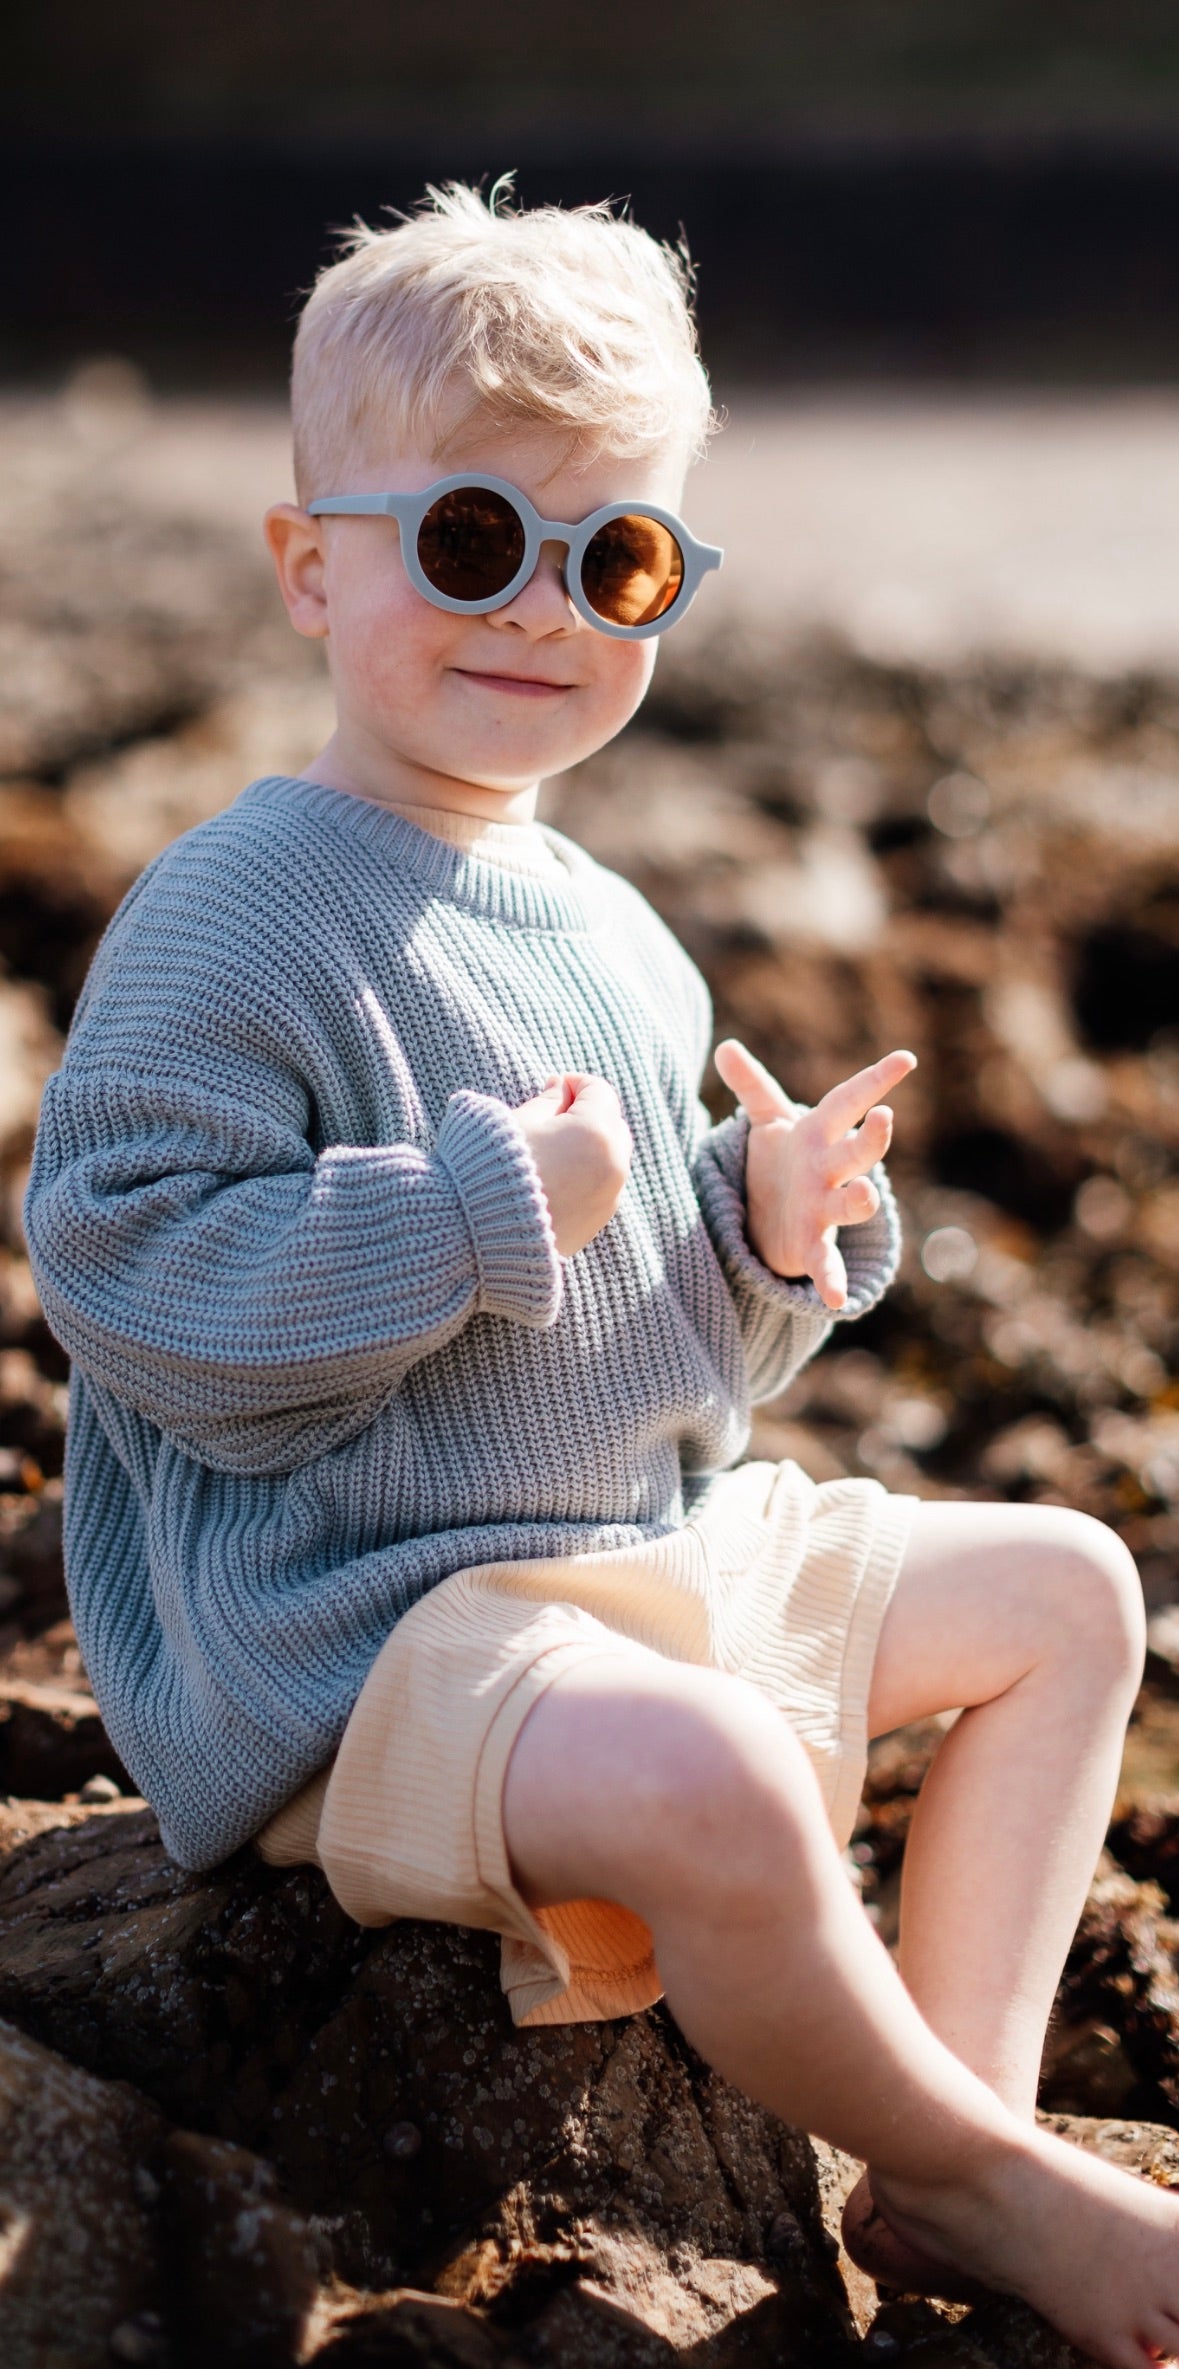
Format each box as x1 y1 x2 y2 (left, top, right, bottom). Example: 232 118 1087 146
513 1073 633 1256
712 1040 917 1311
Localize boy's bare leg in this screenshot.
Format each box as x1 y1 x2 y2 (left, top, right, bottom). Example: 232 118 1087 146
867 1500 1146 2120
842 1501 1146 2293
503 1651 1179 2368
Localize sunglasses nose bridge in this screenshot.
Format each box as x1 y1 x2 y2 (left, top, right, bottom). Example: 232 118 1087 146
519 522 576 588
482 528 580 626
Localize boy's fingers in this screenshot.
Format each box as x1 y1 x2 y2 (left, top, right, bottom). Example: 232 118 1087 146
818 1050 916 1142
563 1075 633 1153
714 1037 798 1125
565 1073 621 1116
531 1074 573 1111
828 1105 893 1185
836 1175 881 1225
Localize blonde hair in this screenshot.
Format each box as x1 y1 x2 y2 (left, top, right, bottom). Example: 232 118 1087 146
291 176 717 501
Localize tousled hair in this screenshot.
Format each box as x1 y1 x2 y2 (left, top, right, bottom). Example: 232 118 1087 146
291 176 717 501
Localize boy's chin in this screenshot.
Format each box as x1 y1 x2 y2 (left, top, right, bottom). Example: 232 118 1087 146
434 742 585 795
421 759 551 803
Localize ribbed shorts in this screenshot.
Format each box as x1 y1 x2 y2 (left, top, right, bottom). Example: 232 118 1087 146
256 1462 917 2026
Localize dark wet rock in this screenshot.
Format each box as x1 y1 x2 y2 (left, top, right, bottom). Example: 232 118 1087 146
108 2314 170 2366
1039 1867 1179 2126
0 1673 131 1796
0 1480 68 1631
1107 1792 1179 1909
0 2008 351 2369
0 1806 364 2141
0 1790 142 1851
314 2291 517 2365
0 1804 864 2362
4 1803 1179 2363
158 2127 326 2368
0 2014 165 2367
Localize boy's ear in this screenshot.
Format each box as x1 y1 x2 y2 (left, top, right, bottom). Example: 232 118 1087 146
263 504 330 640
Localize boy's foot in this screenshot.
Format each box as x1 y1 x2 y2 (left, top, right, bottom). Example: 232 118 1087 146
840 2169 993 2305
867 2123 1179 2367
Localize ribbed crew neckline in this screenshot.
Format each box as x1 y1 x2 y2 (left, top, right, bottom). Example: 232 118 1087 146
241 773 607 937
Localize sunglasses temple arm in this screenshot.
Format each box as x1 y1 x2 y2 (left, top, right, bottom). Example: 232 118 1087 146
306 495 408 518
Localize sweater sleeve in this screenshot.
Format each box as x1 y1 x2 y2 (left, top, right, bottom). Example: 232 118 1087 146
691 1107 903 1404
25 1065 562 1476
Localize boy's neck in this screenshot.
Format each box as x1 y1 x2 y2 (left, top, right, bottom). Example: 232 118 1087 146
300 726 540 827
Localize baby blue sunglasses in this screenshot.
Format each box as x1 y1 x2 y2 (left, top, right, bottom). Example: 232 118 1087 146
307 472 723 640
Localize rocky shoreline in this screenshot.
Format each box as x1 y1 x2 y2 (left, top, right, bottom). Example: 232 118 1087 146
1 393 1179 2362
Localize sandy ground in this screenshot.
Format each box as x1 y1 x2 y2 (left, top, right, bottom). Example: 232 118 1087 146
14 380 1179 673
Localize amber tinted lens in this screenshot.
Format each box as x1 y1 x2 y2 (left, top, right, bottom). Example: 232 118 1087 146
580 514 684 626
416 487 526 602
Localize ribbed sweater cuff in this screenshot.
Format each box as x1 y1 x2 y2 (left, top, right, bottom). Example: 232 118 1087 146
696 1110 903 1321
435 1089 564 1329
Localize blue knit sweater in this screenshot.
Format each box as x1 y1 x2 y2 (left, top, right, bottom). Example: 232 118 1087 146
24 774 902 1868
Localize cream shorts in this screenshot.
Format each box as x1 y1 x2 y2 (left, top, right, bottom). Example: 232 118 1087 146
257 1462 917 2027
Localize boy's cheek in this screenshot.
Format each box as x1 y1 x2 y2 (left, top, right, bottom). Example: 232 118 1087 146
597 642 658 729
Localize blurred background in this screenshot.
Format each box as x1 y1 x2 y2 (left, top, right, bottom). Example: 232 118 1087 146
2 2 1179 1809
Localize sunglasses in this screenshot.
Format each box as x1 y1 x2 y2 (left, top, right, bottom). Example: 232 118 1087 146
306 472 723 640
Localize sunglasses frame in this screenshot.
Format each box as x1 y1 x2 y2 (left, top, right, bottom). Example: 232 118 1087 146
306 472 724 639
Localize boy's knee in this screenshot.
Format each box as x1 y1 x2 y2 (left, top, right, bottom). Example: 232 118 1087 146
617 1672 828 1917
1031 1508 1145 1689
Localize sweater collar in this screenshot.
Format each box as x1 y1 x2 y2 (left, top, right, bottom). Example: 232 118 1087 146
239 773 608 934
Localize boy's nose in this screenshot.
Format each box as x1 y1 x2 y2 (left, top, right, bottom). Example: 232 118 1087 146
487 537 579 635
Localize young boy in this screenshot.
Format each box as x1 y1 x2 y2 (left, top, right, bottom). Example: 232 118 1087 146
23 183 1178 2364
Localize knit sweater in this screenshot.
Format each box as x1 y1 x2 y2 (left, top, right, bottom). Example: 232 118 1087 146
24 773 902 1869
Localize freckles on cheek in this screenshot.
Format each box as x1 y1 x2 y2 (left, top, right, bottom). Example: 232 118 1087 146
346 606 436 708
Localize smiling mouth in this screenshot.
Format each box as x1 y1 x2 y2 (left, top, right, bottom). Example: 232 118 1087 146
454 668 575 694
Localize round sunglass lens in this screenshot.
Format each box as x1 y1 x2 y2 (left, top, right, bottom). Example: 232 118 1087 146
580 515 684 627
416 488 526 603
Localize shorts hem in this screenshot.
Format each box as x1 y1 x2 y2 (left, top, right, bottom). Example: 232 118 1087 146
827 1491 920 1848
470 1634 661 2025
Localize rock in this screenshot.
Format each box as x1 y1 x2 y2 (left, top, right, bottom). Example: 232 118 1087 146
5 1804 1179 2365
315 2290 517 2364
158 2127 325 2368
0 2006 355 2369
810 2136 888 2333
0 1803 864 2361
0 1674 132 1796
0 980 61 1165
0 1806 371 2137
0 1792 144 1850
1040 1866 1179 2126
0 2014 165 2367
0 1482 68 1631
1107 1792 1179 1908
62 685 336 892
